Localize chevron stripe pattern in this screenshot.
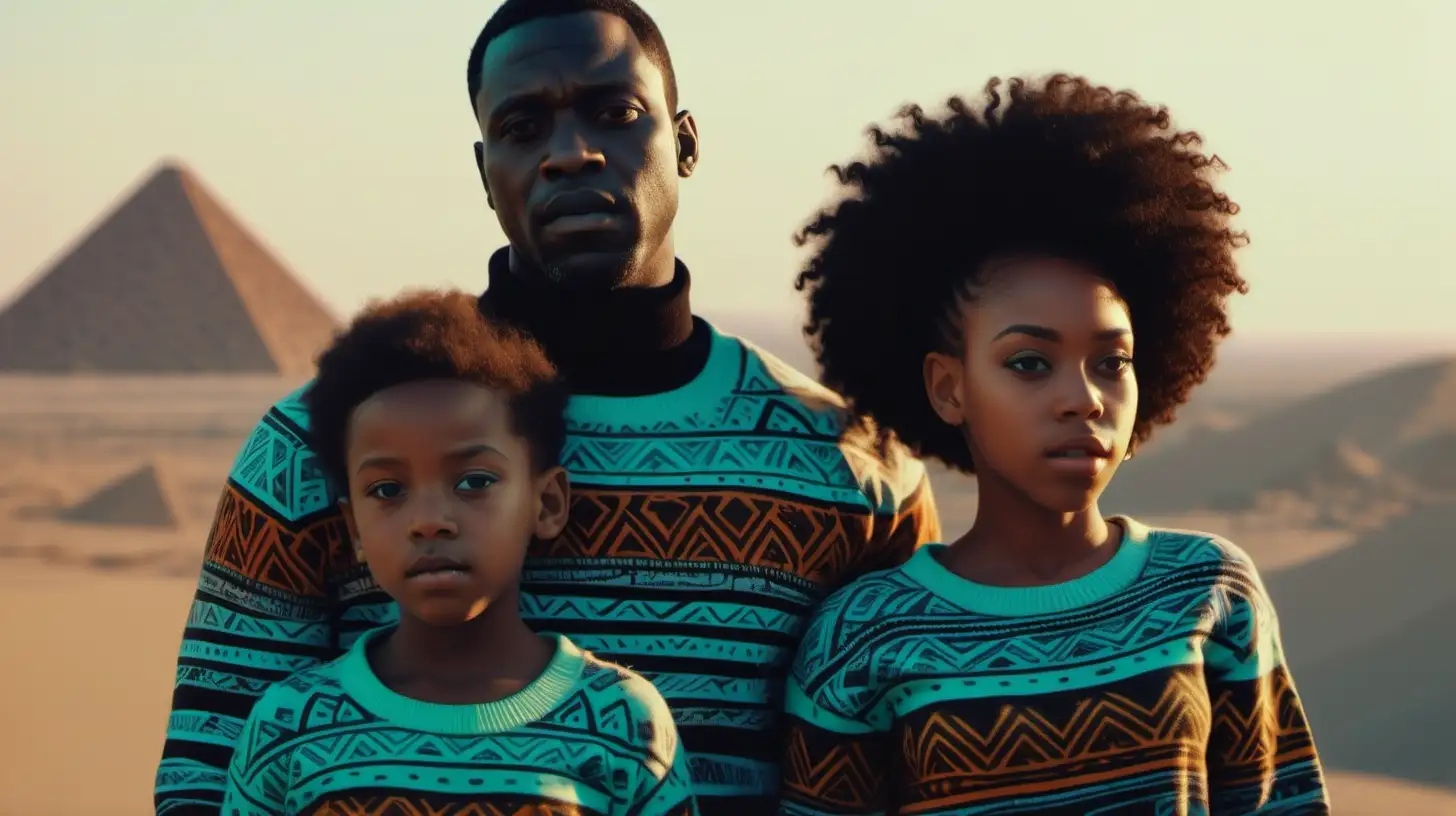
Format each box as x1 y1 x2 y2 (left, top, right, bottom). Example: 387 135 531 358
156 325 940 815
781 528 1330 815
221 650 694 815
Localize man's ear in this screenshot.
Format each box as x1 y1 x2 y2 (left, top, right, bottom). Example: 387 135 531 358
533 466 571 540
674 110 699 178
474 142 494 209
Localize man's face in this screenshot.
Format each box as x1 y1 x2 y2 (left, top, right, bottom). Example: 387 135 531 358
474 11 696 289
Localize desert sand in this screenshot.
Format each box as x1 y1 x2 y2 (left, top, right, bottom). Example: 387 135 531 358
0 562 196 814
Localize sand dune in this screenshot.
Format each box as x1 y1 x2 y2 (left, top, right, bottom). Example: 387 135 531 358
1266 502 1456 668
1297 596 1456 788
1262 503 1456 789
1106 356 1456 514
1327 772 1456 815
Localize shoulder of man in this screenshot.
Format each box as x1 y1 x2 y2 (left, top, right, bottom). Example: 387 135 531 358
727 332 929 507
227 380 338 524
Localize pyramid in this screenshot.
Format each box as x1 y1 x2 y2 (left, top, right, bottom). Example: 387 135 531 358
0 160 338 374
60 462 179 528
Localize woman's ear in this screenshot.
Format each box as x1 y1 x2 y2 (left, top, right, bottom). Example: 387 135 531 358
924 351 967 427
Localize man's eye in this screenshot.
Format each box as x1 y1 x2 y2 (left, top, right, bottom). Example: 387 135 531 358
501 119 538 139
599 105 640 124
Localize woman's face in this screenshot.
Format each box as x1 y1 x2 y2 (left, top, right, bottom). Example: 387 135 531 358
924 257 1138 514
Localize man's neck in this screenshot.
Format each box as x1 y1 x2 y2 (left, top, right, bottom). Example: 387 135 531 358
479 247 709 397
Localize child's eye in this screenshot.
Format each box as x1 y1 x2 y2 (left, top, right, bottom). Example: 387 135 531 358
364 481 403 500
456 472 498 492
1005 355 1051 374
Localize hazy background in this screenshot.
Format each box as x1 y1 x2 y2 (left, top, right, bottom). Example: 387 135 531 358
3 0 1454 331
2 1 1455 813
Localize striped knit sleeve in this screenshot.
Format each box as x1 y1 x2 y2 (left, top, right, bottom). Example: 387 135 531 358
1205 546 1330 814
154 389 347 814
779 593 890 816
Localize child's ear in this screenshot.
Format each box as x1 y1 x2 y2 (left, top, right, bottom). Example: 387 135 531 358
533 466 571 540
924 351 967 426
338 498 365 564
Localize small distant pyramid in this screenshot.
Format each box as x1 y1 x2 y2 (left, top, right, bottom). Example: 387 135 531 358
60 462 179 528
0 160 338 374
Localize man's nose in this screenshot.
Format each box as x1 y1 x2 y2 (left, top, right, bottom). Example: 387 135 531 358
541 124 606 179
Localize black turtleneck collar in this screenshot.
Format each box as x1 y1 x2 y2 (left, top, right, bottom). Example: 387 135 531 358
478 247 712 397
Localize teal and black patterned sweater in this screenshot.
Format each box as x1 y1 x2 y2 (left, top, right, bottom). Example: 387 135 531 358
222 632 695 815
156 308 940 814
781 519 1329 815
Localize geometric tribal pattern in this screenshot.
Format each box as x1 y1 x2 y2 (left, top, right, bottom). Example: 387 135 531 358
781 528 1330 815
222 645 695 815
157 325 941 815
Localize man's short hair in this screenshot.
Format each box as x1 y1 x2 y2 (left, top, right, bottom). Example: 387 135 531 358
467 0 678 115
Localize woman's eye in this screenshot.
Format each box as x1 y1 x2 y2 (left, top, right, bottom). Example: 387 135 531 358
456 473 497 492
1101 355 1134 375
365 482 403 500
1006 356 1051 374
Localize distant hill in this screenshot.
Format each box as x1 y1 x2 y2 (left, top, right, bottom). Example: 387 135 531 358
1264 502 1456 788
1104 356 1456 516
1297 597 1456 788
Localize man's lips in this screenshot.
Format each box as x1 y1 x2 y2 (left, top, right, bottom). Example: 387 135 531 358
537 189 621 224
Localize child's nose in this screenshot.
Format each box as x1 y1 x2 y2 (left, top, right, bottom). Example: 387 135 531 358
407 492 459 539
409 517 458 539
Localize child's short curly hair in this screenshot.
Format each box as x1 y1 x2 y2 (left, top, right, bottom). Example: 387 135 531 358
304 290 568 487
795 74 1249 472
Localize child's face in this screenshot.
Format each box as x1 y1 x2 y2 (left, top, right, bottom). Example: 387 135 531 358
338 379 568 627
924 257 1138 513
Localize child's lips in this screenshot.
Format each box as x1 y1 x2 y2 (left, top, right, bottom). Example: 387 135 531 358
405 554 472 580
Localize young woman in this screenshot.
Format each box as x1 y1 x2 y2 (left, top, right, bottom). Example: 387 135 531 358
779 75 1328 815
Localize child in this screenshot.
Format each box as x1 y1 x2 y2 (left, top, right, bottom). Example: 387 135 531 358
220 291 696 815
779 76 1328 814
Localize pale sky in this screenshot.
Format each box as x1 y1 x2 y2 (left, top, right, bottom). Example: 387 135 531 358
1 0 1452 336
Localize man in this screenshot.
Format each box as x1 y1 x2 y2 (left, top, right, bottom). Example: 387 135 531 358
153 1 939 812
